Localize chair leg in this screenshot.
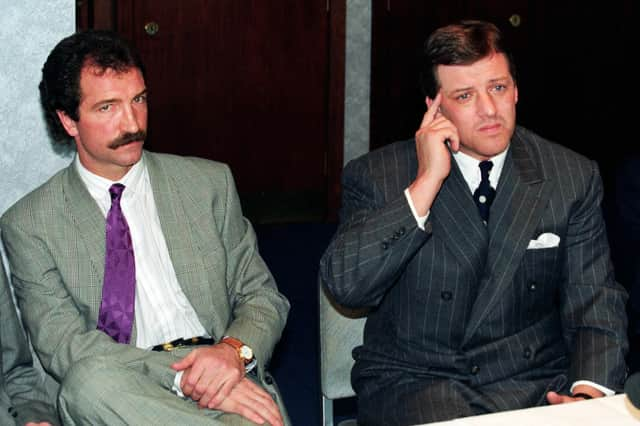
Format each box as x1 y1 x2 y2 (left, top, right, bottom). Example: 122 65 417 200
322 395 334 426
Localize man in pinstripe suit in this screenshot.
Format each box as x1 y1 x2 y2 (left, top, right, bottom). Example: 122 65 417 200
320 20 628 425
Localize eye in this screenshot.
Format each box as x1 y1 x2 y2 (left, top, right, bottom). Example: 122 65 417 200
491 83 509 93
133 94 147 104
456 92 471 102
97 103 112 112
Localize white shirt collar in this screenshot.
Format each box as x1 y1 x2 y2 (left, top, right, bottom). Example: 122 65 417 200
74 155 146 212
452 147 509 194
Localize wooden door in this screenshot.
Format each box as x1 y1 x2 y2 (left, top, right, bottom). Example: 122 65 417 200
79 1 345 223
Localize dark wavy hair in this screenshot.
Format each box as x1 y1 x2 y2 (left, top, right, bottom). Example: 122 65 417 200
39 30 146 144
419 20 516 98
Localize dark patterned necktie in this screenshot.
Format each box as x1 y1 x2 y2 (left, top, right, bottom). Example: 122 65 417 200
97 183 136 343
473 160 496 224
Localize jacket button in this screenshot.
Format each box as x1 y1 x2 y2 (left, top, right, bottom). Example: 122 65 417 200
265 375 274 385
397 226 406 236
528 282 537 292
471 365 480 375
441 291 452 301
381 241 389 250
523 348 532 359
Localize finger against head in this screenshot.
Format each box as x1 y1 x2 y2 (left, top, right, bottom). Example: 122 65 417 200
420 92 443 128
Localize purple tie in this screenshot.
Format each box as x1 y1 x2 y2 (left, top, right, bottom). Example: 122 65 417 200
97 183 136 344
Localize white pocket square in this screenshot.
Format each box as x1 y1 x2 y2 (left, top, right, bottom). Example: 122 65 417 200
527 233 560 249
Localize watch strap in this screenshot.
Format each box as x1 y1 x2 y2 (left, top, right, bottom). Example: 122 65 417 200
220 336 254 365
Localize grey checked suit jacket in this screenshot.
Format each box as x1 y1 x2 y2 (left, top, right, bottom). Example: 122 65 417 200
0 151 289 400
320 126 628 423
0 260 58 425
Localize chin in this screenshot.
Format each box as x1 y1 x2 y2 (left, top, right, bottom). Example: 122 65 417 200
120 146 143 164
480 132 511 153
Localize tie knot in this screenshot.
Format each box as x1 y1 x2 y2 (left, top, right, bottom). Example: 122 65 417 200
479 160 493 181
109 183 125 202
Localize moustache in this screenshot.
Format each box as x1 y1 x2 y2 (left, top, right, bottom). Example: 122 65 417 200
108 130 147 149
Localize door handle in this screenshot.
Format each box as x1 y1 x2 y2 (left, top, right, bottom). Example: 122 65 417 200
144 22 160 36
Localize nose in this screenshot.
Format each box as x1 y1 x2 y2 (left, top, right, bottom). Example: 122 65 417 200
477 92 497 117
121 104 141 133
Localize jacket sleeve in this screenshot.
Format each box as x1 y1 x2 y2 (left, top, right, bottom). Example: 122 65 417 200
319 157 430 308
560 161 628 391
215 164 290 375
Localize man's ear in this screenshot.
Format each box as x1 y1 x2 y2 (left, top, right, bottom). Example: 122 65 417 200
56 110 79 137
426 96 433 108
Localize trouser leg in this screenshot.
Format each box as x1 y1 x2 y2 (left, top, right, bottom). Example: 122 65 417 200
57 352 257 425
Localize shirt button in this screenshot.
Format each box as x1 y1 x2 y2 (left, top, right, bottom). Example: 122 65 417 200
381 241 389 250
471 365 480 375
523 348 532 359
441 291 452 301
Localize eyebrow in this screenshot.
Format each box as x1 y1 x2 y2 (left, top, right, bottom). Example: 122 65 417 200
488 76 511 84
134 88 148 98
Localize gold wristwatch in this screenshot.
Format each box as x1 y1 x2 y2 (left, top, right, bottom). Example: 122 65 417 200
220 336 256 372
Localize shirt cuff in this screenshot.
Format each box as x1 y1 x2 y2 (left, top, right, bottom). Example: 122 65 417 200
570 380 615 397
404 188 429 230
172 371 185 397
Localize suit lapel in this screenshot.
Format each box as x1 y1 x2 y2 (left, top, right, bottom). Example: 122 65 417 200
62 164 106 296
144 153 223 334
462 132 552 343
431 157 489 280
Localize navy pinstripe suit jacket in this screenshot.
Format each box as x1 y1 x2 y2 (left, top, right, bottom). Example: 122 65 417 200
320 126 628 424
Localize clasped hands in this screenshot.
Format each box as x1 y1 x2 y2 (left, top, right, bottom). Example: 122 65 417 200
171 343 283 426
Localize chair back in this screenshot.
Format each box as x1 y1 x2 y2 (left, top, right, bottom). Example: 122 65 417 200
318 277 367 425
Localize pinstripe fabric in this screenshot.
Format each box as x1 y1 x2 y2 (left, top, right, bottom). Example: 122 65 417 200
0 151 290 423
320 126 628 425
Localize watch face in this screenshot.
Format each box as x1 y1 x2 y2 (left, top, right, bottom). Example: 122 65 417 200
240 345 253 360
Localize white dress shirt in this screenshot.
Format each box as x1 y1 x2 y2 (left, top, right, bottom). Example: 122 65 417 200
75 156 207 349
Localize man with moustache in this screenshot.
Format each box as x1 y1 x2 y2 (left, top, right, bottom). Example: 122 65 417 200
1 30 289 425
320 20 627 425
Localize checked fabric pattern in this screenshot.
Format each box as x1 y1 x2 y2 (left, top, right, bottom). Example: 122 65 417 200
97 183 136 344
